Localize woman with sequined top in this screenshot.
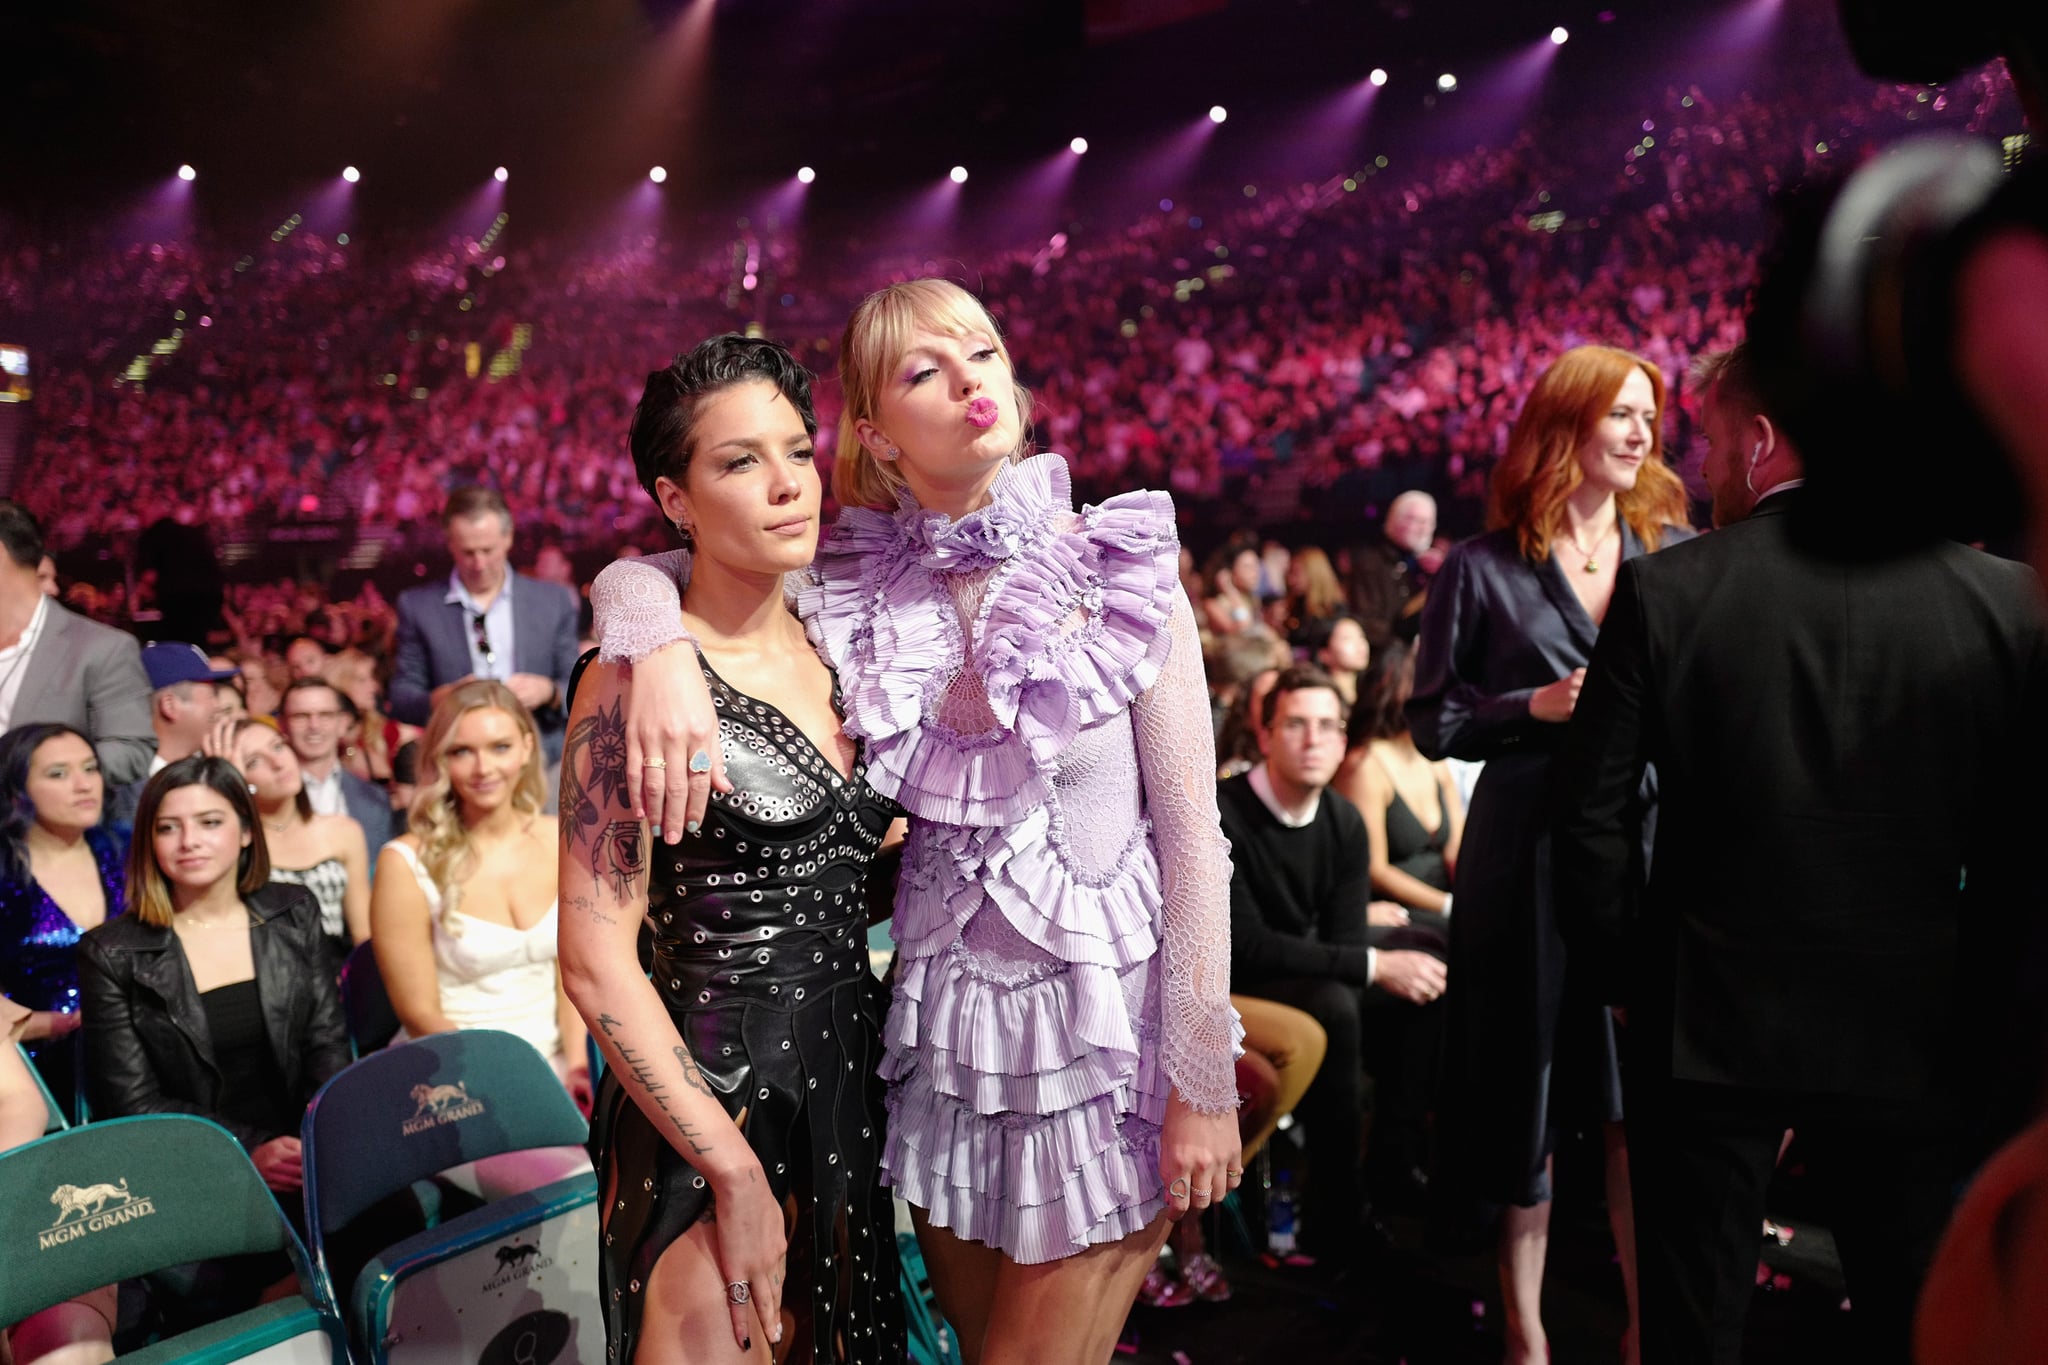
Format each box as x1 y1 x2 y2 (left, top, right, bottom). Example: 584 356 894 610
586 280 1243 1364
559 335 906 1365
0 722 127 1121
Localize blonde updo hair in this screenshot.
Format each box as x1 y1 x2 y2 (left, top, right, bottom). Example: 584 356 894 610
407 679 547 923
833 278 1035 511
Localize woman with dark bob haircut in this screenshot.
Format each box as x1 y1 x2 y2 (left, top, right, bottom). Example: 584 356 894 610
77 757 348 1210
559 333 905 1363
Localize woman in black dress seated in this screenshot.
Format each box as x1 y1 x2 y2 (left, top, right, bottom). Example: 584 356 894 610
1336 639 1463 945
560 335 903 1363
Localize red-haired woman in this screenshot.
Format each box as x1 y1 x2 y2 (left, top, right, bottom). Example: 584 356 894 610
1408 345 1692 1365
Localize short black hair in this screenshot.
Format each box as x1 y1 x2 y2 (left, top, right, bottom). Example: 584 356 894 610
627 334 818 514
0 502 44 570
1261 663 1350 729
280 676 345 712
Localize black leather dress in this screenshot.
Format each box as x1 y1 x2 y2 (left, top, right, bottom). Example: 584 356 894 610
591 658 905 1364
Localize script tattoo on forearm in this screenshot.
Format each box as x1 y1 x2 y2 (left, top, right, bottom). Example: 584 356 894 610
593 1013 713 1157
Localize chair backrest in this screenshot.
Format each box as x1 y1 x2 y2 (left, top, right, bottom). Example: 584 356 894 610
0 1114 304 1325
339 939 400 1057
302 1029 587 1246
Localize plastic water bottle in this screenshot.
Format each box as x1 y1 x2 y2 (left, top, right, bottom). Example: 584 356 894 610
1267 1171 1298 1255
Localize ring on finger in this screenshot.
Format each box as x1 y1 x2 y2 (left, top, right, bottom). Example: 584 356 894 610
1170 1176 1191 1201
689 750 713 773
727 1281 751 1305
642 757 668 769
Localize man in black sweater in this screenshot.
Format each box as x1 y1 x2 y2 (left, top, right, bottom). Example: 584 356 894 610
1221 664 1448 1248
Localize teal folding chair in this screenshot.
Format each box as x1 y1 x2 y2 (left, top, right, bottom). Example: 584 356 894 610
898 1228 959 1363
338 939 401 1058
301 1029 602 1365
0 1114 345 1364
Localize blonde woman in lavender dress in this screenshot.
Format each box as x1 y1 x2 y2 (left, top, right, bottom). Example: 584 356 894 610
588 280 1243 1363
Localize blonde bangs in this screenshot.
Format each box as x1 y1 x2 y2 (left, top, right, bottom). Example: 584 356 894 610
833 279 1031 511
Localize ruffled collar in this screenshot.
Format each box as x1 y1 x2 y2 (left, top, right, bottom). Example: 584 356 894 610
892 455 1070 572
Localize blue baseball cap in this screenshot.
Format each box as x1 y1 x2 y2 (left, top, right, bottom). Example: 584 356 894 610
141 642 240 692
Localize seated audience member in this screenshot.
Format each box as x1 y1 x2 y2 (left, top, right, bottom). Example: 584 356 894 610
1348 490 1442 648
230 719 370 973
0 503 155 787
77 757 348 1202
1215 662 1286 779
1207 632 1289 745
1337 639 1463 935
1221 666 1449 1247
372 682 587 1091
1141 998 1330 1307
1310 614 1372 707
1281 546 1352 650
0 724 127 1122
1 998 118 1365
1201 541 1270 640
283 636 331 683
278 678 392 857
108 642 238 825
328 648 412 788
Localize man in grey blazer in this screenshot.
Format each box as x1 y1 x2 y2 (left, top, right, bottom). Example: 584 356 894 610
390 486 578 765
0 502 154 784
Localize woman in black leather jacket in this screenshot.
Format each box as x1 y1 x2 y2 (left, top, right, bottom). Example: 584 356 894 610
77 756 350 1206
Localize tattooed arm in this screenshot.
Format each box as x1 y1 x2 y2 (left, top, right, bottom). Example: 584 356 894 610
558 658 787 1351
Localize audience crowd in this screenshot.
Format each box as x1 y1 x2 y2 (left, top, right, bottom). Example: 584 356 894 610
0 48 2037 1365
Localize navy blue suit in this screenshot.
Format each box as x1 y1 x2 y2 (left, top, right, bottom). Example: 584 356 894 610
390 573 579 763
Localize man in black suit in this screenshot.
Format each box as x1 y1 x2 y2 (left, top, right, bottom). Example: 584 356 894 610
1554 343 2048 1365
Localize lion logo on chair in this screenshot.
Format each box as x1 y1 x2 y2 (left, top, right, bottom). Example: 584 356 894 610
49 1179 132 1228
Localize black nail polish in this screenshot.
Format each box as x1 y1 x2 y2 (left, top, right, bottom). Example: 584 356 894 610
741 1337 752 1352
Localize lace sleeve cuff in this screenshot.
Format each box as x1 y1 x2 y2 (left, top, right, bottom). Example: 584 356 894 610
590 551 694 665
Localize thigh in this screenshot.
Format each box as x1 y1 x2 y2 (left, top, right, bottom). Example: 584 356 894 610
978 1209 1173 1365
1628 1080 1784 1365
634 1217 774 1365
910 1205 1004 1365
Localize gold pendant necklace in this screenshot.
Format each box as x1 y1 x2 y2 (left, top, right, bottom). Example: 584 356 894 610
1562 525 1610 574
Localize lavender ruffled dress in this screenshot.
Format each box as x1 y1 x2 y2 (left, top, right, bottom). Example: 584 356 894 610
593 453 1242 1264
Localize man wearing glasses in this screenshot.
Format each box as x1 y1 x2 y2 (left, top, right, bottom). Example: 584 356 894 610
390 487 579 773
1220 664 1449 1255
280 677 394 856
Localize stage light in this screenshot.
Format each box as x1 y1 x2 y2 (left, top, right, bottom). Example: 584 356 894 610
1551 25 1569 44
177 164 196 181
493 166 509 183
1208 105 1228 124
949 165 968 184
1369 68 1388 87
1437 73 1458 91
342 165 361 184
1070 137 1089 155
649 166 668 184
796 165 816 184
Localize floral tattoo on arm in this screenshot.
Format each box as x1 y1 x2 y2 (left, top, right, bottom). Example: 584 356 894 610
563 696 647 901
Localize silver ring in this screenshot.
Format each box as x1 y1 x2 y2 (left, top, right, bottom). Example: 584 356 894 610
689 750 713 774
727 1280 751 1305
642 757 667 769
1170 1176 1191 1201
1194 1186 1213 1202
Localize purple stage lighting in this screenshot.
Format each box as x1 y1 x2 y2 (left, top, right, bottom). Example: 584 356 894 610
1369 68 1388 87
649 166 668 184
949 165 969 184
1208 105 1227 124
342 165 361 184
1551 26 1569 44
177 164 197 182
494 166 509 183
797 165 816 184
1070 137 1089 155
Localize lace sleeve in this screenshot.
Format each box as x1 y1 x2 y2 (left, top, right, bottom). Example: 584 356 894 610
589 551 694 665
1132 590 1244 1114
